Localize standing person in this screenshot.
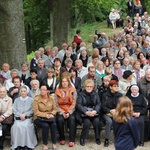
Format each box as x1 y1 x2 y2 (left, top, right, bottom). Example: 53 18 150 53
55 75 77 147
33 85 58 150
11 86 37 150
76 79 101 146
102 80 122 147
73 30 82 48
127 0 135 17
113 96 140 150
0 86 12 150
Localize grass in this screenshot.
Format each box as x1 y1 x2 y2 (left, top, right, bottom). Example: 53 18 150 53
27 21 122 61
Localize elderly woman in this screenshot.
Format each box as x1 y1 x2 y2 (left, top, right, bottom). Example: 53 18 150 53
11 86 37 150
30 79 40 98
0 86 12 150
55 74 77 147
41 67 59 94
76 79 101 146
33 84 58 150
126 85 147 146
102 80 122 147
8 76 22 102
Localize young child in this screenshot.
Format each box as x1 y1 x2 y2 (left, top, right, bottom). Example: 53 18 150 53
113 96 140 150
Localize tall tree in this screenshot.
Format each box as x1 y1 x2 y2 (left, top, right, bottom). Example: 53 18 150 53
50 0 70 49
0 0 27 69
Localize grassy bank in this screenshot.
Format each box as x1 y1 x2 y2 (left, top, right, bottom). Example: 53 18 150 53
27 21 122 61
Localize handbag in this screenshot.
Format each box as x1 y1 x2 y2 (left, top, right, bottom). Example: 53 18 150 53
2 115 14 125
38 117 55 123
81 107 99 117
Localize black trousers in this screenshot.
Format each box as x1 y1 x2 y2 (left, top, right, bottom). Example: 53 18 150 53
135 116 145 143
80 116 100 140
0 124 10 149
34 119 57 145
56 113 76 142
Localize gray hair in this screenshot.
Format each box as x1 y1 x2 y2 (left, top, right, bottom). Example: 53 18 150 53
30 79 40 86
65 58 73 65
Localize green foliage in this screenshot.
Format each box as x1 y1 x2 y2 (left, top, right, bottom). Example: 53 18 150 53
24 0 50 54
27 51 35 62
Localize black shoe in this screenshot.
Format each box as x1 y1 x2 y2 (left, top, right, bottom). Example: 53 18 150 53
96 139 101 145
139 142 144 146
104 139 109 147
15 147 21 150
80 139 85 146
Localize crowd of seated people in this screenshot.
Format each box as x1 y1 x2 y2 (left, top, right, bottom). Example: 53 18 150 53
1 15 150 149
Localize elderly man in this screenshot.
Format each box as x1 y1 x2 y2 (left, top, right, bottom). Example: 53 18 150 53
57 43 68 61
121 58 132 70
138 68 150 101
81 66 102 92
75 59 88 79
39 47 48 62
36 59 47 81
0 63 11 80
45 49 56 69
88 48 101 64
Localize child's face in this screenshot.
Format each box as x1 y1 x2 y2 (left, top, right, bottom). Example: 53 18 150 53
103 80 110 87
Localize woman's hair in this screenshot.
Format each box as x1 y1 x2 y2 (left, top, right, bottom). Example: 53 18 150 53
76 29 81 34
109 80 118 87
20 85 28 91
84 79 94 87
47 67 54 74
137 52 145 59
21 62 28 67
132 60 140 69
114 96 133 123
12 76 22 83
59 74 71 89
69 66 77 76
96 61 104 69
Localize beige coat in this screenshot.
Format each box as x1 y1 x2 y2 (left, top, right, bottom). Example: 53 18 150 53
33 94 57 120
0 95 12 118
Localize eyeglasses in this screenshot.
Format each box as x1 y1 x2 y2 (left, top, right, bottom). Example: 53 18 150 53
115 63 120 64
85 86 93 88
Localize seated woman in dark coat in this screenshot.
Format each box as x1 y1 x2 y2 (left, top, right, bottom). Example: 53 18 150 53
102 80 122 147
76 79 101 146
126 84 147 146
41 67 58 94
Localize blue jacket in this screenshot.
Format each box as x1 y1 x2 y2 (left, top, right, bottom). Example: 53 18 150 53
113 118 140 150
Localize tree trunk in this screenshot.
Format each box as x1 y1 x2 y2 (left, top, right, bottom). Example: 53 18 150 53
52 0 70 49
0 0 27 69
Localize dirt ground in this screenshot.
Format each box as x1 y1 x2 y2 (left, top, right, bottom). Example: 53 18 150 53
4 130 150 150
